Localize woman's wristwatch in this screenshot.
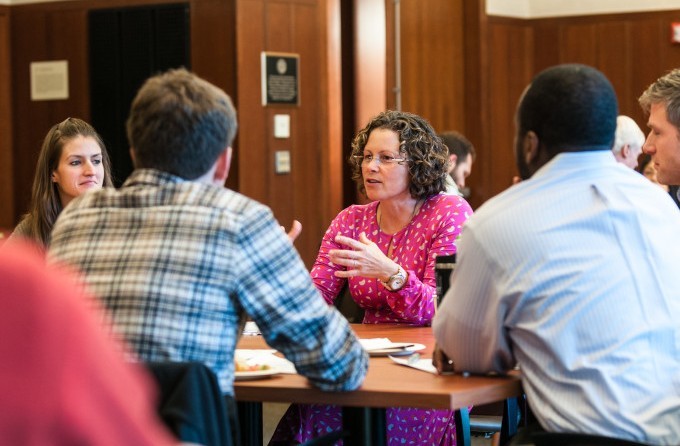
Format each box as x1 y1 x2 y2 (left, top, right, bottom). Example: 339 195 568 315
380 266 407 291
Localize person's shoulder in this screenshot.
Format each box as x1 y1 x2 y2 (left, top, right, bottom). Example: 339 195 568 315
474 186 516 215
66 186 115 209
203 185 272 218
461 183 526 234
1 242 80 311
426 193 473 214
4 221 44 255
186 185 283 237
346 201 376 214
331 201 377 221
428 192 467 205
137 170 273 218
12 216 32 236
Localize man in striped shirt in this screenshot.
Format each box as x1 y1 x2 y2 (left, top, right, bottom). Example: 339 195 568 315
434 64 680 445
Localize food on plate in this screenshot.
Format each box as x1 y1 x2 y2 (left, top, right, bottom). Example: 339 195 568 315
235 358 271 372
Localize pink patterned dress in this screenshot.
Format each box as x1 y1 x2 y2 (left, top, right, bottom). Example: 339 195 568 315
271 193 473 446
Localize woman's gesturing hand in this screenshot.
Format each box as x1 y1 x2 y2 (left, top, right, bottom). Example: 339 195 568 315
330 232 397 281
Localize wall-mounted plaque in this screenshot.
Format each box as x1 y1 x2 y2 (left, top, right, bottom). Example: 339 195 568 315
261 52 300 106
30 60 69 101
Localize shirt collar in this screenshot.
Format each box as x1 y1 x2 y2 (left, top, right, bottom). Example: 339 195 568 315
445 175 462 196
122 169 187 188
531 150 617 180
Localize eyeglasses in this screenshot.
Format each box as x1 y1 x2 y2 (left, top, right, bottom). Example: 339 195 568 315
352 154 408 166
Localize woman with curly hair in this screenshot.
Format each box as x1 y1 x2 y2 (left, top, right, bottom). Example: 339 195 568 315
10 118 113 248
271 110 473 445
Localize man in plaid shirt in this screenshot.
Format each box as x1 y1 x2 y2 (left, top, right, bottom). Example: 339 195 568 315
48 69 368 401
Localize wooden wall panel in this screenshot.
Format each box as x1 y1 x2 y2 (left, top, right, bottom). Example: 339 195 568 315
459 0 488 209
266 0 297 244
190 0 238 191
11 6 88 221
560 24 598 65
597 22 631 112
628 15 680 125
237 0 337 267
531 11 680 122
323 0 343 223
266 1 296 235
6 0 337 266
289 2 327 265
477 9 680 211
9 0 197 223
49 10 90 118
236 0 268 205
7 0 680 263
483 22 533 200
532 22 559 73
0 7 12 229
397 0 465 132
8 0 337 265
630 18 666 126
354 0 385 131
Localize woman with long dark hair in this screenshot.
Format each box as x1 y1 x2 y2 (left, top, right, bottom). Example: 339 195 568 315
10 118 113 247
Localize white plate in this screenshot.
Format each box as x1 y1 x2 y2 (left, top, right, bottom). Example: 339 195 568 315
234 367 280 381
368 343 426 357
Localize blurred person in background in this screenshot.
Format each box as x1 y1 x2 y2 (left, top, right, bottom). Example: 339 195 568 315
638 153 669 192
611 115 645 169
440 130 476 197
639 68 680 206
0 242 175 445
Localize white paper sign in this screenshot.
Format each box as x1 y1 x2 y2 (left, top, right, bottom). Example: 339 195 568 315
30 60 69 101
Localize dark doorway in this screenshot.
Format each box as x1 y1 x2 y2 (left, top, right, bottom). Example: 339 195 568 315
340 0 357 208
89 3 190 187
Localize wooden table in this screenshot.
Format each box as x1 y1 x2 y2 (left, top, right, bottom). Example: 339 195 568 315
235 324 522 445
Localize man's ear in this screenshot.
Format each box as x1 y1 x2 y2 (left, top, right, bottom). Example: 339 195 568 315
129 148 137 167
621 144 630 159
447 154 457 173
523 131 540 164
213 147 232 185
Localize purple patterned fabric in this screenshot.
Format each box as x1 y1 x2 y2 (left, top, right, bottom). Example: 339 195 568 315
272 404 458 445
312 194 472 325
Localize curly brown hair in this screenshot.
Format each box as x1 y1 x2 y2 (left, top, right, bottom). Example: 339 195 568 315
350 110 448 199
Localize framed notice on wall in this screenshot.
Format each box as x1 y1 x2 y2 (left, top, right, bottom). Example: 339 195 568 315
30 60 70 101
261 52 300 106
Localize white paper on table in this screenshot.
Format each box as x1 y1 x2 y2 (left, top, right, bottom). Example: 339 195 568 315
388 355 438 374
235 349 297 374
242 321 261 336
359 338 412 351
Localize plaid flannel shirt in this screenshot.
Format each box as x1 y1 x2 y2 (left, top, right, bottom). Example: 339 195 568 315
49 169 367 394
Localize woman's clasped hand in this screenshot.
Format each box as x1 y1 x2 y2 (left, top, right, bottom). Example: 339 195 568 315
330 233 399 281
